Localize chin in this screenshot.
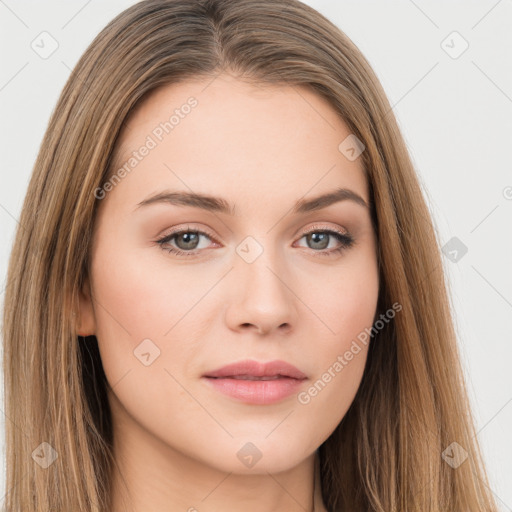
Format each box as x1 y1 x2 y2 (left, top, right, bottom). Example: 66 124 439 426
194 436 315 475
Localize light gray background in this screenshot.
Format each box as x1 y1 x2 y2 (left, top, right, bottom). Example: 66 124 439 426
1 0 511 509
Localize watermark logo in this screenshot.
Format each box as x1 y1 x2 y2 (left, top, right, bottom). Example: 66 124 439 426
237 442 263 468
134 338 161 366
442 441 468 468
32 442 58 468
31 31 59 59
442 236 468 263
441 31 469 60
236 236 264 263
338 134 365 161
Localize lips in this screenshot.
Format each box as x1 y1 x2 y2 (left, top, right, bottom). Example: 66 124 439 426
202 359 307 405
203 359 307 380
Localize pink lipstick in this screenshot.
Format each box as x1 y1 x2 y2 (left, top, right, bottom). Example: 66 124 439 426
202 359 307 405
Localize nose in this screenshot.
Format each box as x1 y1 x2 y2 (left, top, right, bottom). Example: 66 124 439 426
224 246 299 336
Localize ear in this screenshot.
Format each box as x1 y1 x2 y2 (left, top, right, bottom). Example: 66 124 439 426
77 274 96 336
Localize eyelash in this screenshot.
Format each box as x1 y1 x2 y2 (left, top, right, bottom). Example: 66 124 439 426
155 224 355 258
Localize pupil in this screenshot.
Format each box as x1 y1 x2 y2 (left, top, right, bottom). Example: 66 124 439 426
177 232 199 250
309 232 328 250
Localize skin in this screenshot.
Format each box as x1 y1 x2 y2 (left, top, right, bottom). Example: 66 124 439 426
78 72 379 512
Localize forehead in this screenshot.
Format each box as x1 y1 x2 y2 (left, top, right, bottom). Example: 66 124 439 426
102 73 369 218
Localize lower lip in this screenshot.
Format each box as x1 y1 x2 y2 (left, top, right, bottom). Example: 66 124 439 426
202 376 305 405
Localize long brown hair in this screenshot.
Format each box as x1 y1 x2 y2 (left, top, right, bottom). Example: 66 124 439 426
1 0 498 510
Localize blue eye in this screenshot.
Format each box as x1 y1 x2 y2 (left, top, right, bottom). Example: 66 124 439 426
155 227 354 258
156 229 212 256
296 230 355 256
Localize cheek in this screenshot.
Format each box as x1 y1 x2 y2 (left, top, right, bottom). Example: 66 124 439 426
301 251 379 345
293 341 369 453
89 242 215 389
91 242 215 341
294 293 376 446
294 251 379 418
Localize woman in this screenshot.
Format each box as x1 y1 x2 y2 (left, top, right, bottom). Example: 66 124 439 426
1 0 499 510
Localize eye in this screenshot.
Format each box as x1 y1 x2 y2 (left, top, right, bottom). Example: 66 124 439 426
155 224 355 258
294 226 355 257
156 226 216 256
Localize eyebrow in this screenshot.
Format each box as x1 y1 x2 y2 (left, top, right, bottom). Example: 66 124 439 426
133 187 370 215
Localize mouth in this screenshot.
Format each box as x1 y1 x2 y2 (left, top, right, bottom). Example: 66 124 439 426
203 359 307 380
209 375 295 381
202 359 307 404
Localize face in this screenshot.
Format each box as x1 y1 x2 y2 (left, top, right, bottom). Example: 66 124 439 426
79 73 379 476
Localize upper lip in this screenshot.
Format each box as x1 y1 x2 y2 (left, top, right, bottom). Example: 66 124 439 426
203 359 307 380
